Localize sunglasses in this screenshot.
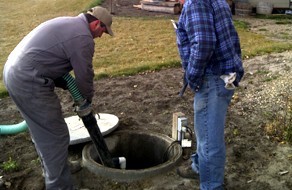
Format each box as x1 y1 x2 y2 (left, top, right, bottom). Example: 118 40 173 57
100 22 106 28
100 22 108 33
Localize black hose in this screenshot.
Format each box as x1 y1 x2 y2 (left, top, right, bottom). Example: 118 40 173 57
62 73 117 168
81 113 115 168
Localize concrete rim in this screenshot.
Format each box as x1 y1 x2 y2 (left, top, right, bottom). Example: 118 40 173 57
82 130 182 182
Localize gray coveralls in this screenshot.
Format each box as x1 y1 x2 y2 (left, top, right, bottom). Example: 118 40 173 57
3 14 95 190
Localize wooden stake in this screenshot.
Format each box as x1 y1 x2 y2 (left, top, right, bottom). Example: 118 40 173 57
172 112 185 140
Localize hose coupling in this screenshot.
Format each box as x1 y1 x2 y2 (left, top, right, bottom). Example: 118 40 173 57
74 99 93 117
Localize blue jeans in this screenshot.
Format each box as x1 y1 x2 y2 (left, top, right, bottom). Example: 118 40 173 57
191 74 234 190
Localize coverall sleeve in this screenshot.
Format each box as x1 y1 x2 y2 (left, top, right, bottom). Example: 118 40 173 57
68 36 95 102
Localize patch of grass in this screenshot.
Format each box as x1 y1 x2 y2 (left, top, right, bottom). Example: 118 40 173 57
255 14 292 24
0 85 9 98
279 32 292 40
256 70 270 75
1 157 19 172
259 28 268 31
262 75 279 82
234 20 250 30
30 157 41 165
265 96 292 144
104 59 180 78
253 70 281 82
285 123 292 144
95 72 110 80
255 14 292 20
275 20 292 25
87 0 103 10
265 119 285 142
238 28 292 58
284 97 292 144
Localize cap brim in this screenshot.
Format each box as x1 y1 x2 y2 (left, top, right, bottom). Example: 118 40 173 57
105 26 114 36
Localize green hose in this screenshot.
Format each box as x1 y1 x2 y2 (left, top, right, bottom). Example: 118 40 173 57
62 73 84 102
0 73 82 135
0 121 28 135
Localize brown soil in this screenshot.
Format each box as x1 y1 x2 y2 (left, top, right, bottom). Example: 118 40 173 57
1 1 292 190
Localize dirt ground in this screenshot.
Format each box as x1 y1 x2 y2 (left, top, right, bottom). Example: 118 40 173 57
1 1 292 190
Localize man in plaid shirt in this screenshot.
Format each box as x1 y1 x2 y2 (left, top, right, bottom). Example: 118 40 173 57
176 0 244 189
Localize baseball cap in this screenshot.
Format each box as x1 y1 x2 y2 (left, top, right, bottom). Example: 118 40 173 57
87 6 114 36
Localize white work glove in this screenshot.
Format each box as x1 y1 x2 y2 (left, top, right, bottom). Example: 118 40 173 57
220 72 236 90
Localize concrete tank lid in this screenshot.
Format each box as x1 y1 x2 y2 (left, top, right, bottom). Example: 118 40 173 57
65 113 119 145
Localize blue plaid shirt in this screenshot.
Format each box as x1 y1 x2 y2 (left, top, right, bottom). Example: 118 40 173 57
176 0 244 92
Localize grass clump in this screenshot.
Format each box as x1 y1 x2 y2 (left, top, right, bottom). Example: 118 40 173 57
284 97 292 144
0 85 9 98
1 157 19 172
265 96 292 144
255 14 292 21
234 20 250 30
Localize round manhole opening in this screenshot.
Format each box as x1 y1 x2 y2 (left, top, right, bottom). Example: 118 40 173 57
82 130 182 182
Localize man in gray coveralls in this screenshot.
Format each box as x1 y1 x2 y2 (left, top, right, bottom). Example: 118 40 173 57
3 6 113 190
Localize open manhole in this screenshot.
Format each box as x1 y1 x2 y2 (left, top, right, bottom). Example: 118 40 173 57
82 130 182 182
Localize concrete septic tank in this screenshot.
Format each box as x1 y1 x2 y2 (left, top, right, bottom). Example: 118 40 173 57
82 130 182 182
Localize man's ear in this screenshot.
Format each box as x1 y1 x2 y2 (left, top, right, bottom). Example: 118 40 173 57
89 20 100 31
93 20 100 28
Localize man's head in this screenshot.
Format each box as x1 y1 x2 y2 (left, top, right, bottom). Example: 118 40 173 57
87 6 113 37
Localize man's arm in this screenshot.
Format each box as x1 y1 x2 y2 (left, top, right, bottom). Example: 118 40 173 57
69 36 95 102
182 1 216 91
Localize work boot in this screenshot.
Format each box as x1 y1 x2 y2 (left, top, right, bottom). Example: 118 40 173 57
176 164 199 179
41 160 82 177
